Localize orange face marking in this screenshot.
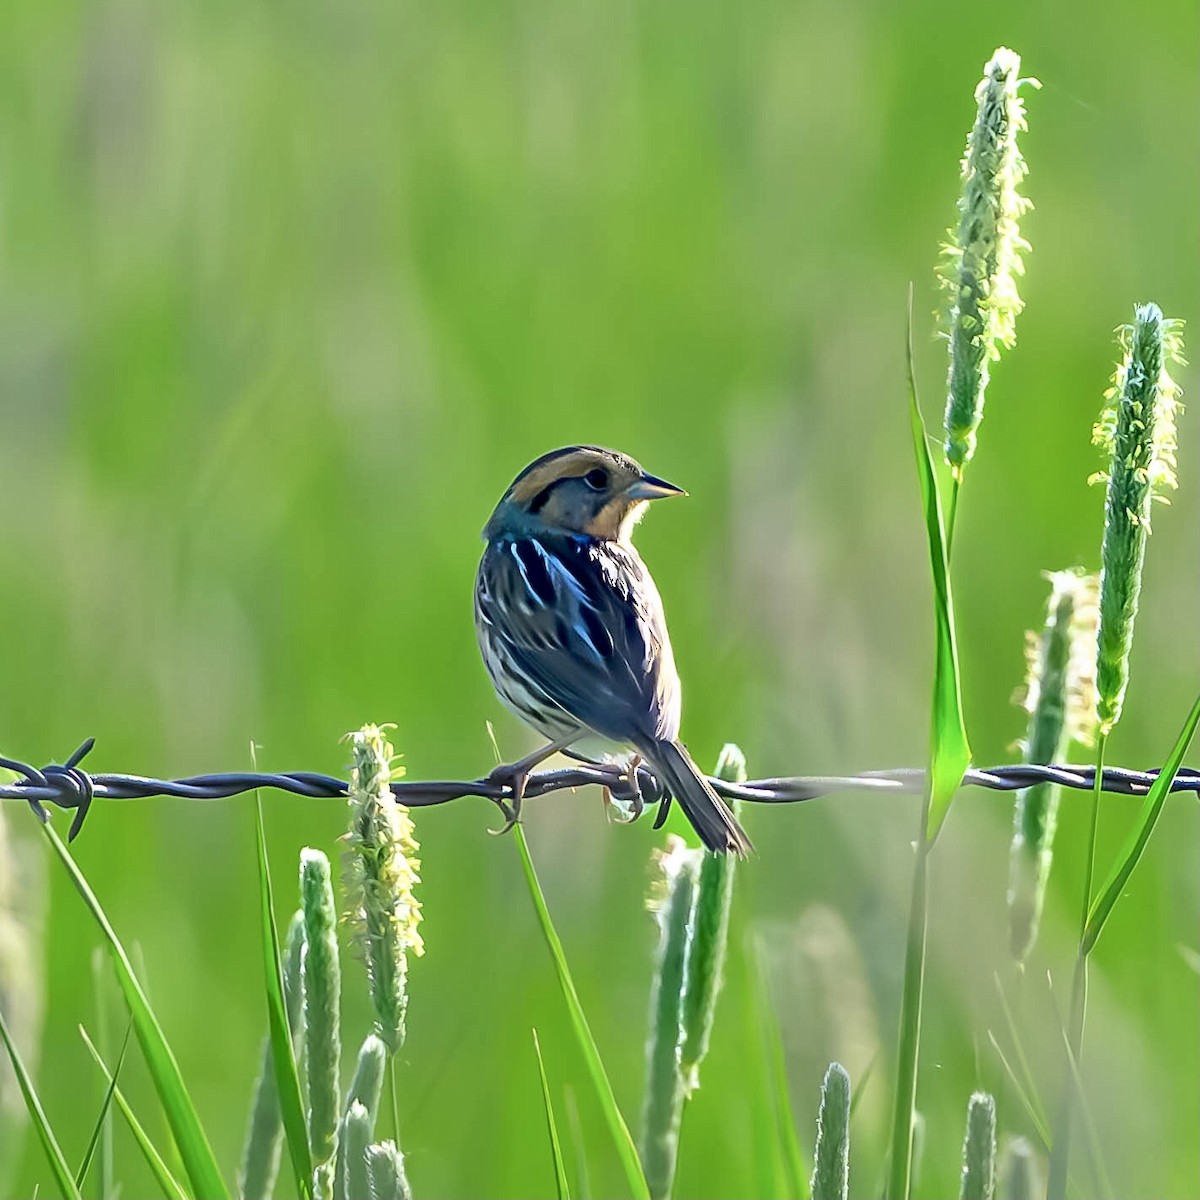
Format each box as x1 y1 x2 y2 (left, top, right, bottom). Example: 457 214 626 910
509 448 631 507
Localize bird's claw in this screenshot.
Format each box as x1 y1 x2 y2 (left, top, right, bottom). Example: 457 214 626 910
485 763 530 837
603 757 651 824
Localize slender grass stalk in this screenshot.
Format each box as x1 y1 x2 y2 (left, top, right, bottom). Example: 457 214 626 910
640 836 700 1200
254 800 315 1200
301 849 343 1195
89 948 115 1200
514 825 650 1200
239 910 305 1200
1048 304 1185 1200
75 1021 131 1194
0 1000 81 1200
366 1141 412 1200
1083 694 1200 955
887 304 971 1200
532 1028 571 1200
679 745 745 1090
78 1026 188 1200
959 1092 996 1200
810 1063 850 1200
1008 572 1098 961
942 47 1036 477
886 823 930 1200
945 476 961 557
42 820 229 1200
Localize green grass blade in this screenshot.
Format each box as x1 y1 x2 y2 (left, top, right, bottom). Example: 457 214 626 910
254 798 315 1200
991 975 1050 1139
906 300 971 842
0 1000 81 1200
75 1019 132 1191
1082 693 1200 955
41 821 227 1199
514 826 650 1200
79 1025 189 1200
985 1032 1050 1151
90 947 117 1200
532 1028 571 1200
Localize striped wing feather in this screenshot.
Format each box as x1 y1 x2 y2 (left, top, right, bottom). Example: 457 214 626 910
475 535 681 747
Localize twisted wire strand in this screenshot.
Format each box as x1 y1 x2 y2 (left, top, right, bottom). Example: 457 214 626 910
2 738 1196 842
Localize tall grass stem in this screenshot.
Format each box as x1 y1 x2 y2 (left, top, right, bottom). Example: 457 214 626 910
886 822 930 1200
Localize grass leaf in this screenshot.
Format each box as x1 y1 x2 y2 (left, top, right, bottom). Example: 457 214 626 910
75 1019 132 1192
0 1001 81 1200
1082 693 1200 955
254 797 315 1200
532 1028 571 1200
78 1025 189 1200
514 826 650 1200
41 821 227 1199
906 302 971 842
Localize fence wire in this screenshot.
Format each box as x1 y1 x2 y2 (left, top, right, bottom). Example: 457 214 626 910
2 737 1197 842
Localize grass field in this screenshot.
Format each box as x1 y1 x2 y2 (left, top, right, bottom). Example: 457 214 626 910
1 2 1198 1197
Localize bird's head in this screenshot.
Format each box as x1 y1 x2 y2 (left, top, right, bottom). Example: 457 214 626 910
484 446 685 543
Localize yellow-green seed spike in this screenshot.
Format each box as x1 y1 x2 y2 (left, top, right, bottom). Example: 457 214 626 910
1091 304 1185 734
343 726 424 1055
942 47 1037 476
1008 571 1099 962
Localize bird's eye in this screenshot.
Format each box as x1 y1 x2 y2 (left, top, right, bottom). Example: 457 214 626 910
583 468 609 491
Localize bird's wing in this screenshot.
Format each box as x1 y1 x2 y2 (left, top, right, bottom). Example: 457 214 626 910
476 536 681 744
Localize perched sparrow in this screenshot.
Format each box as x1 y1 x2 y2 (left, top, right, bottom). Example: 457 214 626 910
474 445 752 856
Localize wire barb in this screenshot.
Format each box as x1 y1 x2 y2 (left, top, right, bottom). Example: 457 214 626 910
3 739 1199 841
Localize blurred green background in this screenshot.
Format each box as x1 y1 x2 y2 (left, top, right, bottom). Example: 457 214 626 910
1 1 1197 1197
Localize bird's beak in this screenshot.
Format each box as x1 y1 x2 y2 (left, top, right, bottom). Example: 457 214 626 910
627 472 687 501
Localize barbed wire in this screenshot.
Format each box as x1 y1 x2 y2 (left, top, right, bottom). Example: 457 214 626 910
1 737 1197 842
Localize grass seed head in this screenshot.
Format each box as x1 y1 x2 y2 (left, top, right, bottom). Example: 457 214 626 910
1092 304 1185 734
942 47 1037 475
343 725 423 1054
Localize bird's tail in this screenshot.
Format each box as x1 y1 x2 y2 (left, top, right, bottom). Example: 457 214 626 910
640 738 753 857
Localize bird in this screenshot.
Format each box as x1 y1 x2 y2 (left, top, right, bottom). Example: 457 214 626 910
474 445 752 856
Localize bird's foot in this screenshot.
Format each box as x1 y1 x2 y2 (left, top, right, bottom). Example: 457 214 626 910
603 756 649 824
485 761 532 837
